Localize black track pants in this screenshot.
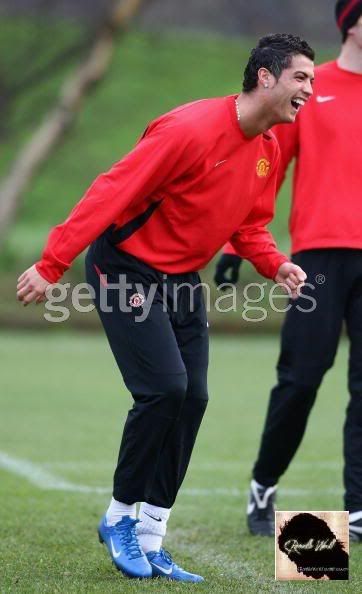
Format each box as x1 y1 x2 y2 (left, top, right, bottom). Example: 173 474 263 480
253 249 362 512
85 235 209 508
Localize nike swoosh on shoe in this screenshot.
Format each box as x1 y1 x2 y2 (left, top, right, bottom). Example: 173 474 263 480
110 537 122 558
151 562 173 575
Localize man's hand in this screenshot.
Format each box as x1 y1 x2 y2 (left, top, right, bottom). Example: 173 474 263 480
214 254 243 289
274 262 306 300
17 265 50 306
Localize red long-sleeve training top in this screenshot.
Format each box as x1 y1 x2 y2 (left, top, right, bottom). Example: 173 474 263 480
275 61 362 254
36 95 288 283
225 61 362 258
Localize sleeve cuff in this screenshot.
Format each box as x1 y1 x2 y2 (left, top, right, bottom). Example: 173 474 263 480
35 257 68 284
265 254 289 281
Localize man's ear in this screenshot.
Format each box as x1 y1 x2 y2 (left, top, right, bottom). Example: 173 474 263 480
258 67 271 89
348 21 361 37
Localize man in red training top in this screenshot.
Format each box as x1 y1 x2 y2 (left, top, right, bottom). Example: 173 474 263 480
216 1 362 543
17 34 314 581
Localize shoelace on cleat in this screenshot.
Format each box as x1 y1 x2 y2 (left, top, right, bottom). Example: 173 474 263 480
115 519 143 560
159 549 184 572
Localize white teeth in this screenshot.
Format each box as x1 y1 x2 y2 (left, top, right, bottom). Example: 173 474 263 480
294 98 305 106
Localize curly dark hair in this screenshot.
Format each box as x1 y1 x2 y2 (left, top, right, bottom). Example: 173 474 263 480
243 33 315 93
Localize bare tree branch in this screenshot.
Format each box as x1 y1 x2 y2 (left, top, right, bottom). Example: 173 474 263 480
0 1 133 138
0 0 147 245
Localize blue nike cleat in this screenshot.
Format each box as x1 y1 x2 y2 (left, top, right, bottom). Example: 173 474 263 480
98 515 152 579
146 548 204 582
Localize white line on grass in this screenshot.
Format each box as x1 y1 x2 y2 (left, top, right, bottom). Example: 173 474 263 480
0 451 109 494
191 460 342 471
0 451 344 497
180 487 343 496
43 460 342 471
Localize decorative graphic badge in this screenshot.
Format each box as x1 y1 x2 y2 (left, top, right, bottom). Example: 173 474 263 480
275 511 349 581
129 292 145 308
256 158 271 177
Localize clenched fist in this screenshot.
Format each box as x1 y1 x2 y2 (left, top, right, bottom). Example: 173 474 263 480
17 265 50 306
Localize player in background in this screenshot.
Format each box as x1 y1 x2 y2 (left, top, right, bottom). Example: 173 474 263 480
215 0 362 542
17 35 314 580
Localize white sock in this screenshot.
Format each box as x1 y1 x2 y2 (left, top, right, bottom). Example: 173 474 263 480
105 497 137 526
137 502 171 553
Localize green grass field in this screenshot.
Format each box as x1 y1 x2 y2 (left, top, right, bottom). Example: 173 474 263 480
1 332 360 592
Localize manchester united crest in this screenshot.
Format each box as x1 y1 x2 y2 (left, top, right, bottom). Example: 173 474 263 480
129 293 145 308
256 158 271 178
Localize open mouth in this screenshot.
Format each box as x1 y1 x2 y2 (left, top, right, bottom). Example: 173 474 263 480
291 98 305 112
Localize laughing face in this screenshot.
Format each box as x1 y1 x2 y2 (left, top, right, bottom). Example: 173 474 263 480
264 54 315 124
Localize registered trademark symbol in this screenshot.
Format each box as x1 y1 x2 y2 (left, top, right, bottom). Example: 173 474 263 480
315 274 326 285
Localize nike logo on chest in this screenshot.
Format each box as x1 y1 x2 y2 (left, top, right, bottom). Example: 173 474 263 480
316 95 336 103
214 159 228 168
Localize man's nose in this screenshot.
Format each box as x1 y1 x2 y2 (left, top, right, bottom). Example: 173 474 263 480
303 79 314 97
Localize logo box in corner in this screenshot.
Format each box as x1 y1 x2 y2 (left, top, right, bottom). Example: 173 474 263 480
275 511 349 581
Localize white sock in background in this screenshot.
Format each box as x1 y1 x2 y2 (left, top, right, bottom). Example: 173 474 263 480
105 497 137 526
137 502 171 553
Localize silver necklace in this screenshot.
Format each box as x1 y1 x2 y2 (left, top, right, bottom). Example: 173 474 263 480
235 98 241 121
